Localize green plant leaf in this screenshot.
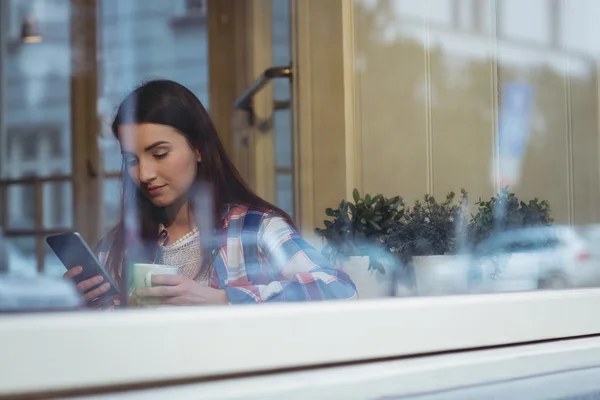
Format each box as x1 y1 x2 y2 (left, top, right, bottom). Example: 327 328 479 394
369 220 381 230
348 203 356 213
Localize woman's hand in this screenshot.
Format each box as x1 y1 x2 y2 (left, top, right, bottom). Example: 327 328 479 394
135 275 229 306
63 266 116 308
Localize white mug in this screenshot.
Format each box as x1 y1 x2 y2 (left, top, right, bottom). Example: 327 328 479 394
132 263 180 291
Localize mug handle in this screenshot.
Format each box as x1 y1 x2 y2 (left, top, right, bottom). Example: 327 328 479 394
145 272 154 288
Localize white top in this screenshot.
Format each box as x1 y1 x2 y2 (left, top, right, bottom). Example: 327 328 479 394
156 229 208 285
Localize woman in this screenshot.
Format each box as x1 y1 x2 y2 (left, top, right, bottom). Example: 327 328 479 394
64 79 357 308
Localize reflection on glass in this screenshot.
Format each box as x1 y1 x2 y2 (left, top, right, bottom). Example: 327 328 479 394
271 0 294 218
275 172 293 217
1 0 73 274
102 177 121 235
42 181 72 229
7 184 35 230
305 0 600 299
43 242 64 278
98 0 209 174
1 0 600 310
274 109 292 168
5 236 37 277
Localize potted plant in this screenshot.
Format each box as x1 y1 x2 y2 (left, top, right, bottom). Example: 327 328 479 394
468 188 553 247
467 188 554 292
315 189 403 298
382 190 470 296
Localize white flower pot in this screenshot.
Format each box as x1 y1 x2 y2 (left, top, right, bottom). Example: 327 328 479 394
477 253 539 293
413 255 469 296
337 256 393 299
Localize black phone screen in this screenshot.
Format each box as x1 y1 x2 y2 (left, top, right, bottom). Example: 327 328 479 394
46 232 119 296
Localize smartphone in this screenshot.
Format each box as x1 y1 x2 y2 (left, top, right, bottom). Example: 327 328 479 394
46 232 119 297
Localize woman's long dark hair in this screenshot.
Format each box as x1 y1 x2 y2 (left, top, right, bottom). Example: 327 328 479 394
105 79 293 293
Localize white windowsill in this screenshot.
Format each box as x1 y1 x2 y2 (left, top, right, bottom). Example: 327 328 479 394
1 289 600 396
56 336 600 399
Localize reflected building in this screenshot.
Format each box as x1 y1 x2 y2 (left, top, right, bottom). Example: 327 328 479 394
2 0 209 234
354 0 600 225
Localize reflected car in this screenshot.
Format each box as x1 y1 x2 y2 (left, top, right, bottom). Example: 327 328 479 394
470 226 599 291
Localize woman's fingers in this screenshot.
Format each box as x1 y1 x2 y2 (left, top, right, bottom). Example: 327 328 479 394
137 284 182 298
136 275 185 297
63 266 83 280
76 275 104 293
63 267 114 308
160 296 188 306
150 274 184 286
89 295 115 309
83 282 112 302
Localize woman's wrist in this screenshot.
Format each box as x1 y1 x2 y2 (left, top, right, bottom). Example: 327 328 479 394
212 288 229 305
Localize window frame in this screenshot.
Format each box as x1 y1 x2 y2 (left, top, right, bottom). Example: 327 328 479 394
2 289 600 396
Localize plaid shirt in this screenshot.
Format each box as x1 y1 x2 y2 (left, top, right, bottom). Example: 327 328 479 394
96 205 357 304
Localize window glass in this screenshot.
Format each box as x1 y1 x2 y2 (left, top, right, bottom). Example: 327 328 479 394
0 0 599 312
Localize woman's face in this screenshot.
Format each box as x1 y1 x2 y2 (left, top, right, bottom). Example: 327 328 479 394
118 123 200 207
